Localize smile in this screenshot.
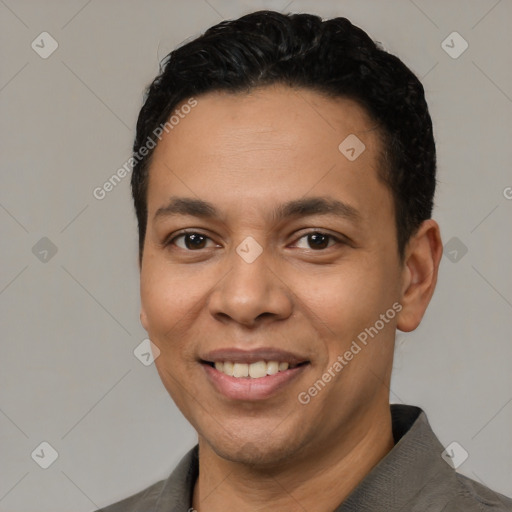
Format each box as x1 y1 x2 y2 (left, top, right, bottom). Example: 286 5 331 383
208 360 305 379
201 359 310 401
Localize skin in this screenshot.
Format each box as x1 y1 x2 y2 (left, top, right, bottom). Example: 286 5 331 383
139 84 443 512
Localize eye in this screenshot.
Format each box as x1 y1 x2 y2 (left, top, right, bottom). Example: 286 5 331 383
165 230 345 252
292 231 342 250
167 231 218 250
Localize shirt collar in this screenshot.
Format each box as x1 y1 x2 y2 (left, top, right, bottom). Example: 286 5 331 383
154 404 456 511
335 404 459 511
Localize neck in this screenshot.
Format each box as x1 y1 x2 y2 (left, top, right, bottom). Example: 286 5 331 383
192 405 394 512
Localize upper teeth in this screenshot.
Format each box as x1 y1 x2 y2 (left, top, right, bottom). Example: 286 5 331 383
214 361 291 378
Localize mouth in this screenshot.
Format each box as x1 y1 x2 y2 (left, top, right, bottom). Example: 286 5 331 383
201 360 309 379
199 348 310 401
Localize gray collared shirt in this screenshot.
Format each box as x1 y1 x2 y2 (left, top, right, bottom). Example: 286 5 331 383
96 405 512 511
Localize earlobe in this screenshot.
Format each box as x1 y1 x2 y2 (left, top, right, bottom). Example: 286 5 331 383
396 219 443 332
140 308 149 331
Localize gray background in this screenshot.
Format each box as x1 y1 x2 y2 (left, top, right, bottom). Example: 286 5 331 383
1 0 511 510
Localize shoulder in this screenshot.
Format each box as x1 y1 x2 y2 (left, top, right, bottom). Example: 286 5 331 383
447 473 512 511
94 479 166 512
93 445 199 511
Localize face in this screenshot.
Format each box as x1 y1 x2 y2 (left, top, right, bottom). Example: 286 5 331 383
140 85 407 467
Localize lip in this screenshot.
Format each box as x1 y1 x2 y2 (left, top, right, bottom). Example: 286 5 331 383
202 361 309 401
200 347 309 366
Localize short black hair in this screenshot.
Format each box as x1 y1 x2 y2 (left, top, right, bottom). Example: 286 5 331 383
131 10 436 264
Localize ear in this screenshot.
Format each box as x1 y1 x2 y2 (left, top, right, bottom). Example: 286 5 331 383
140 307 149 331
137 251 148 329
396 219 443 332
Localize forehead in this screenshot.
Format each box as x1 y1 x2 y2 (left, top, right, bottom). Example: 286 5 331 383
162 85 379 158
146 85 391 224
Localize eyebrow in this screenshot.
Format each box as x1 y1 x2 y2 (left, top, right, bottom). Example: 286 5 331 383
153 196 361 224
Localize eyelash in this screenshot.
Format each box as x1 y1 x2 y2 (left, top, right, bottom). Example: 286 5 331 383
165 230 345 251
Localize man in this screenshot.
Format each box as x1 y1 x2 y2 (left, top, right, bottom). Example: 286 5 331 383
97 10 512 512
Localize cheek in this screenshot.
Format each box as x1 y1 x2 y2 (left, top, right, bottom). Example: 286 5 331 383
139 258 216 361
141 251 195 312
141 273 174 328
140 258 189 340
296 260 398 345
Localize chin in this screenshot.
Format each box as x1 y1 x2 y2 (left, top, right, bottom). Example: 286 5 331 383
205 430 306 468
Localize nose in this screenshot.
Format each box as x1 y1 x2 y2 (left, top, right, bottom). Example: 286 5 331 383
207 246 293 328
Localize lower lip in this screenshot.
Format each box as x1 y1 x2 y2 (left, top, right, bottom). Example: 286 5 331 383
202 363 308 401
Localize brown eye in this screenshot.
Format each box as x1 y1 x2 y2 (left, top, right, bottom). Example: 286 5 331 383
307 232 330 249
170 232 215 250
293 231 340 250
